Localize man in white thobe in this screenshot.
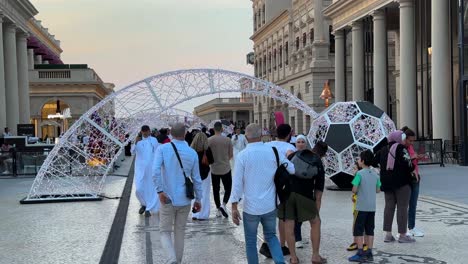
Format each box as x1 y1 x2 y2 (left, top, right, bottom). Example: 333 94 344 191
132 125 160 217
231 127 247 168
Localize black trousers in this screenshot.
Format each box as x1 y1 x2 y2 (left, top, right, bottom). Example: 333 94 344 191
211 171 232 208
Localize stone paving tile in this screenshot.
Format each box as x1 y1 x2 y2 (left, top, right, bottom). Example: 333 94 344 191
121 185 468 264
0 176 126 264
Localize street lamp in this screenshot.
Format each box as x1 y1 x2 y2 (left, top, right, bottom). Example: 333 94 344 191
320 80 334 107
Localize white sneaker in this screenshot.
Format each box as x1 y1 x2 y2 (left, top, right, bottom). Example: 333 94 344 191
409 228 425 237
295 241 304 248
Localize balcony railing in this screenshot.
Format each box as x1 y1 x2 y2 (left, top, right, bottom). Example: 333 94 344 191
38 70 71 79
30 67 103 83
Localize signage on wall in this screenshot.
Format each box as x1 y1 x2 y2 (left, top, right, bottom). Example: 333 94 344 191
17 124 35 137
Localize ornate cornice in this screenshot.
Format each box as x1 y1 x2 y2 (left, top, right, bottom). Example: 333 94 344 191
251 10 289 42
323 0 394 30
0 0 38 33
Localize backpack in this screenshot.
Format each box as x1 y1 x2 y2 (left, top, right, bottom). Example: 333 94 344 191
272 147 291 206
290 150 319 179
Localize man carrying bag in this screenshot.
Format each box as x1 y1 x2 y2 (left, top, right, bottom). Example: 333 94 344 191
153 123 203 264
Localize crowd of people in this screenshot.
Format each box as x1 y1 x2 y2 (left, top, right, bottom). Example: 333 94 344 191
130 121 423 264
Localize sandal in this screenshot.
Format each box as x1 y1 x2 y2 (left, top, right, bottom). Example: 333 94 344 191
311 256 327 264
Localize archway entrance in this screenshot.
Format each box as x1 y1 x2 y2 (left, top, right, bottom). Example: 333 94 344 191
39 99 71 140
22 69 317 203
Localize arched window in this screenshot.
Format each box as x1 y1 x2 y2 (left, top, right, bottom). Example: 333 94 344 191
285 42 289 65
310 28 315 42
273 49 277 70
268 52 272 72
296 37 300 50
329 25 335 53
303 32 307 46
279 45 283 68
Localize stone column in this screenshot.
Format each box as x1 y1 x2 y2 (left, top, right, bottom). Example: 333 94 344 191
3 24 20 133
17 32 30 124
233 111 237 123
0 16 6 130
27 49 34 70
312 0 330 67
373 10 388 112
43 60 49 64
431 0 452 140
399 0 417 130
34 54 42 64
334 30 345 102
249 110 253 124
215 111 220 120
352 21 365 101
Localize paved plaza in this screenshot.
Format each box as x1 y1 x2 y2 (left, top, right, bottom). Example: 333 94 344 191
1 158 468 264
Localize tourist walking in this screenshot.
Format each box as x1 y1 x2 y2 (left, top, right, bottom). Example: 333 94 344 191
262 124 296 257
281 140 328 264
401 127 425 237
190 132 213 220
374 130 415 243
208 121 233 218
230 124 295 264
131 125 160 216
153 123 203 264
231 127 247 168
157 128 171 144
348 150 381 262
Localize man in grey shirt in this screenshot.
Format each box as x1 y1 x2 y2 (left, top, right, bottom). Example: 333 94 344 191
208 121 233 218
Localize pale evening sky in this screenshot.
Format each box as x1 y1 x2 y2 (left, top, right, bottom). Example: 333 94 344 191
31 0 254 111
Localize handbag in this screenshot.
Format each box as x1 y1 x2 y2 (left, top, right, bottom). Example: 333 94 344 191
170 142 195 199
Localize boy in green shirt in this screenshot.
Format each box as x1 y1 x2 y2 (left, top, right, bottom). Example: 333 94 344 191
348 150 381 262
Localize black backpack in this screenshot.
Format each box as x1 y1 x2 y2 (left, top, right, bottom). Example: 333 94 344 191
290 150 320 179
272 147 291 206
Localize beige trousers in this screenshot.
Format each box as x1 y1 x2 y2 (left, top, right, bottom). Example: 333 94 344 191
159 203 191 264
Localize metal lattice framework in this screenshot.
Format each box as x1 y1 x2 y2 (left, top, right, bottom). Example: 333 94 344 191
307 101 396 188
23 69 318 202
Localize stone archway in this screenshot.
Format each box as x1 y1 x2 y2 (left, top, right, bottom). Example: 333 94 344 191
22 69 318 202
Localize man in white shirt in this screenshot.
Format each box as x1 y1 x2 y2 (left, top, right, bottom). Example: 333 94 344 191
264 123 296 256
131 125 160 217
230 123 295 264
231 127 247 168
3 127 12 138
153 123 203 264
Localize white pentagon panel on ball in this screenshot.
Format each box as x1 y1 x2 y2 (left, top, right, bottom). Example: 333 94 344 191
308 115 330 144
352 114 385 148
326 102 360 123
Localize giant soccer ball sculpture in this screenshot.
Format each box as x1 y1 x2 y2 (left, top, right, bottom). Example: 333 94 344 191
307 101 396 189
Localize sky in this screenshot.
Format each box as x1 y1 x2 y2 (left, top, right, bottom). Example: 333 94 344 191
31 0 254 111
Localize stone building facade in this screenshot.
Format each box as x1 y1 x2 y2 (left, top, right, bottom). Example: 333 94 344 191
251 0 336 134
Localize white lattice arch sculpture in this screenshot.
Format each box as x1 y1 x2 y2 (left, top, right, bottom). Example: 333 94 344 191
23 69 318 202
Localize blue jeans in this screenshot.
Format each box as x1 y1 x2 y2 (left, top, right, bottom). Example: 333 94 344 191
243 210 285 264
408 181 420 230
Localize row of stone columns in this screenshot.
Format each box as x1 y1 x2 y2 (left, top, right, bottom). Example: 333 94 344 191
0 18 31 133
333 0 452 140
